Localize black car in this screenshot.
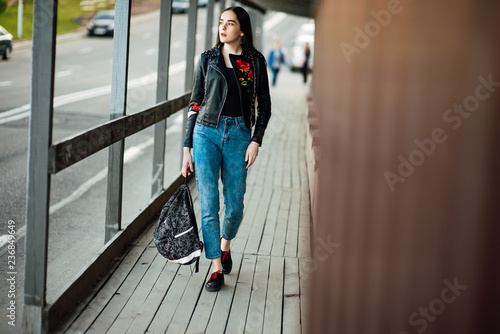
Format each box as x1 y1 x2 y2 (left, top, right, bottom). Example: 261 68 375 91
87 10 115 36
0 26 13 60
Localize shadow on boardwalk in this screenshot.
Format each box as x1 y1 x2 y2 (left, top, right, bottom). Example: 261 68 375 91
58 69 313 334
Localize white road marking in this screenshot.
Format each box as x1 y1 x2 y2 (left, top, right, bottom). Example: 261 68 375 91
0 61 186 125
56 70 73 78
0 235 11 249
172 41 182 48
143 32 153 39
0 114 183 251
0 81 13 87
48 113 182 216
79 47 93 54
145 48 156 56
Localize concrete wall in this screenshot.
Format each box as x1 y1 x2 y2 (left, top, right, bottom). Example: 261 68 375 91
307 0 500 333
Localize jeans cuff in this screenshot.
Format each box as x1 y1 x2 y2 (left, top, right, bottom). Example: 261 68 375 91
205 251 221 260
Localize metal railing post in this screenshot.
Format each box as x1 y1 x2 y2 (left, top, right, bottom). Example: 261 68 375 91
220 0 227 12
205 0 215 50
22 0 58 332
151 0 173 196
105 0 132 243
180 0 198 161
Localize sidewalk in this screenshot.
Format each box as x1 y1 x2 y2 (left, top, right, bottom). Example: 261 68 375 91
56 69 313 333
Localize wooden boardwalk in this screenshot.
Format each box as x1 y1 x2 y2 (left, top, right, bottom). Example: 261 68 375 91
58 72 312 334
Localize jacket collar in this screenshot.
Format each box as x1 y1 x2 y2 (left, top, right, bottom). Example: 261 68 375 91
206 44 253 59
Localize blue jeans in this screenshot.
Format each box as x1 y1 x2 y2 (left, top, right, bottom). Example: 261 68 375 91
193 116 251 260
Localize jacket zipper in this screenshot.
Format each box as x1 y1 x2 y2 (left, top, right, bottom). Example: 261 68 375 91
211 65 228 128
250 57 257 128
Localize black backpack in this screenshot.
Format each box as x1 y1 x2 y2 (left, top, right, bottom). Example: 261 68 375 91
154 178 203 272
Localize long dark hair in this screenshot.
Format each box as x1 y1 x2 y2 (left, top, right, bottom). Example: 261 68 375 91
215 6 257 53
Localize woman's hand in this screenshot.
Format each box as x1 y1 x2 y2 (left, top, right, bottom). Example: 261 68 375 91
245 141 260 169
182 147 194 178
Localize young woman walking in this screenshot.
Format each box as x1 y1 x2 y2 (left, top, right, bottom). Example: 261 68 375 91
182 6 272 292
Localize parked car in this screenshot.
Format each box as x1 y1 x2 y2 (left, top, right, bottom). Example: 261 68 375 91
0 25 13 60
290 22 315 72
172 0 190 13
172 0 209 13
87 10 115 36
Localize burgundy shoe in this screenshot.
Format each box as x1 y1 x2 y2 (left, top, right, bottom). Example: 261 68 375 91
205 270 224 292
221 250 232 274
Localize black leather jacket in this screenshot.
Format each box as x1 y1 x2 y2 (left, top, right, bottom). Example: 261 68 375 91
183 45 272 148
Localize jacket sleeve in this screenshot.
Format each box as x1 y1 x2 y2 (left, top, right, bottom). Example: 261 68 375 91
251 55 272 146
183 56 205 148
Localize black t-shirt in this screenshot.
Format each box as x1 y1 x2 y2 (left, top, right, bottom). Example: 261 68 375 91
221 67 243 117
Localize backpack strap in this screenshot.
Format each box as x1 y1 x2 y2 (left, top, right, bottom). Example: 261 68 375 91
185 176 201 274
185 177 200 234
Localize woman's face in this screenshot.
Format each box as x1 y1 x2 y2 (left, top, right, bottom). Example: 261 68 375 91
219 10 244 46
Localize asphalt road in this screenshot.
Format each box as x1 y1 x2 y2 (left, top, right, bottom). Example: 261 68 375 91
0 7 310 332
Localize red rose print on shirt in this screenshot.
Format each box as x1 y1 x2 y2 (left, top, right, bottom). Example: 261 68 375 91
234 59 253 91
235 59 250 71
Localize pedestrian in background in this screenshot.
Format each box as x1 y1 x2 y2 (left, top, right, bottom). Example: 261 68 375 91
302 42 311 84
182 6 272 292
268 41 286 86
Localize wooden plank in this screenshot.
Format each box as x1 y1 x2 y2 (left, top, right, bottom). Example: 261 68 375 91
184 276 218 334
166 259 212 333
283 296 301 333
271 139 285 188
125 260 180 334
204 251 243 334
244 188 273 254
291 133 303 190
282 136 292 189
50 176 185 330
299 258 313 334
284 191 301 258
298 224 311 259
284 257 300 297
283 257 301 334
258 188 282 255
262 256 284 334
106 250 166 333
298 177 311 258
220 254 257 334
261 126 280 188
49 93 190 174
248 139 269 188
85 246 158 333
146 263 195 332
299 189 310 228
65 223 156 333
244 255 270 333
271 189 292 257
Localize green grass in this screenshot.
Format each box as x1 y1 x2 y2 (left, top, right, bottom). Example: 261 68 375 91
0 0 113 40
